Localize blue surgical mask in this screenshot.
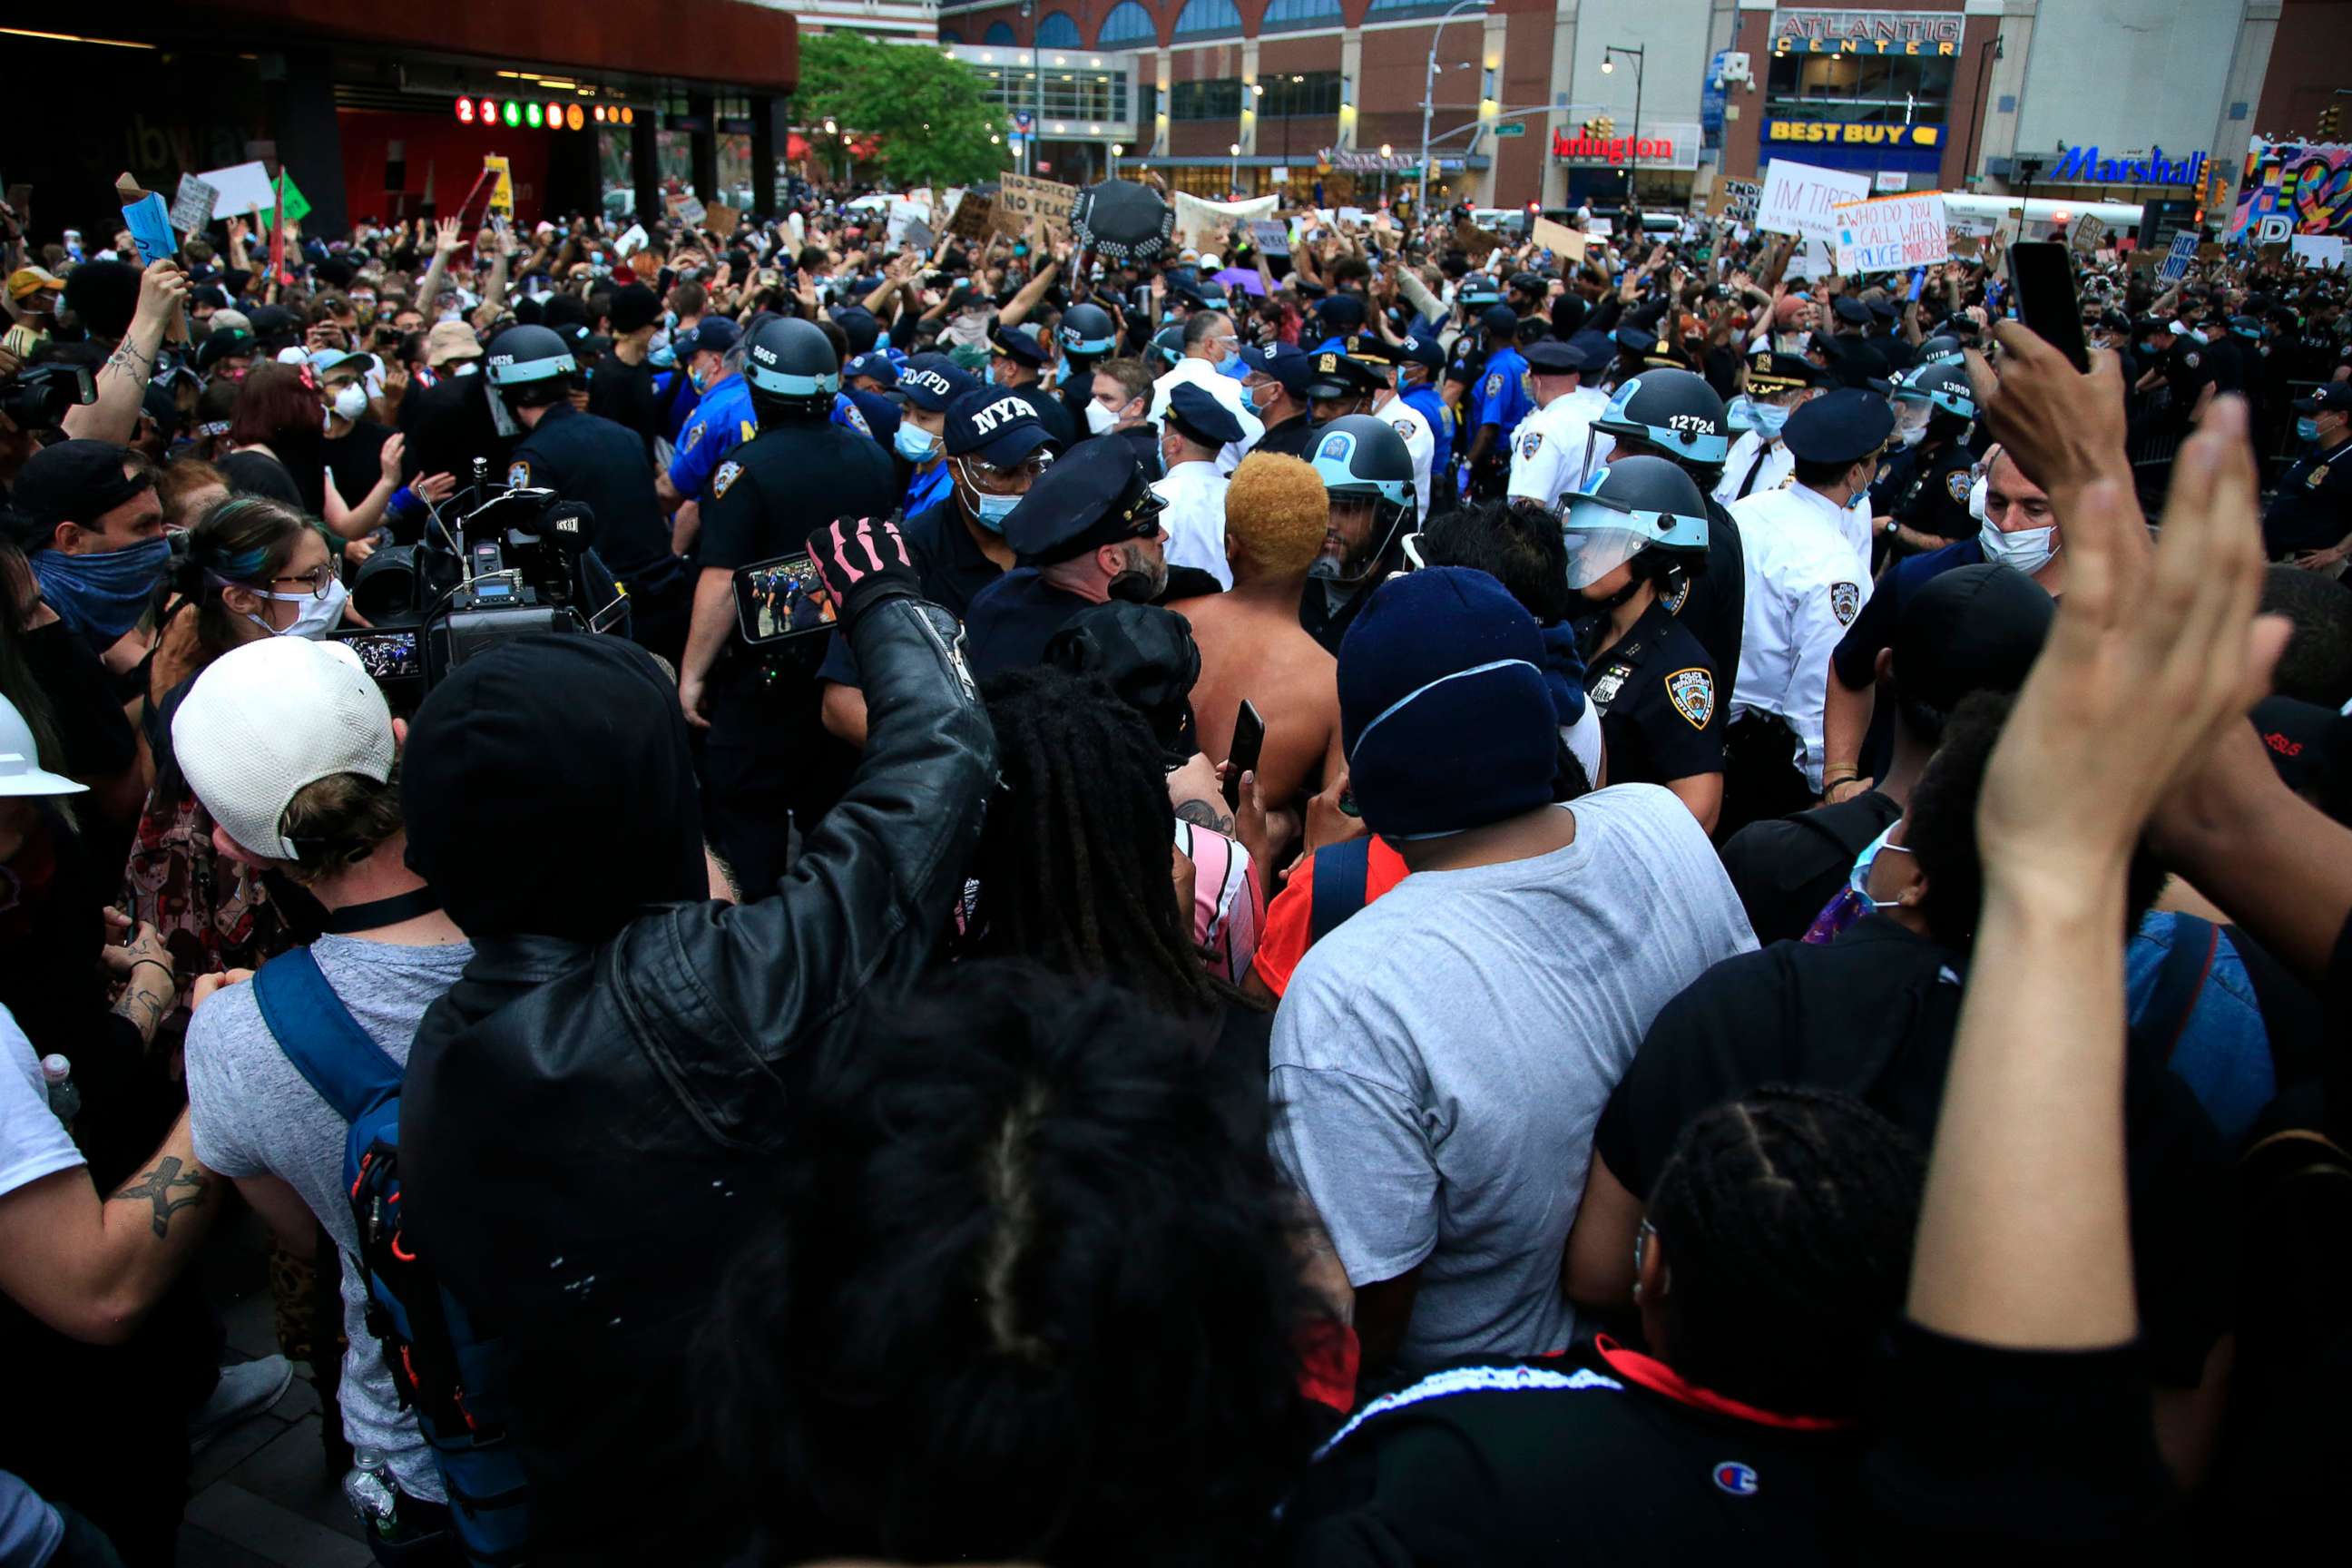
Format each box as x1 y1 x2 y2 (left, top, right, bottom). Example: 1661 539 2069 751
895 424 941 464
1725 395 1759 432
1749 402 1790 439
1846 821 1915 909
687 364 707 394
972 490 1020 532
649 342 677 369
1217 353 1252 383
29 536 172 646
2298 416 2322 443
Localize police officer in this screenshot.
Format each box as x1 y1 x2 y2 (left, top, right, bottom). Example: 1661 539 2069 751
1462 305 1532 502
1240 342 1318 458
1569 456 1726 831
1152 382 1241 589
2265 382 2352 571
1722 387 1891 837
1587 367 1746 711
1357 339 1436 524
1508 339 1610 510
1715 352 1827 507
1393 334 1454 512
839 350 905 450
488 323 687 664
1056 301 1118 435
987 322 1077 446
1302 413 1418 654
680 316 898 885
661 318 752 552
963 436 1170 677
1301 348 1382 425
889 352 984 518
1872 359 1979 564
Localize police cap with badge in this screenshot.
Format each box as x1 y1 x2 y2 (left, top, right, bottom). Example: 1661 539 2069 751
1240 341 1317 398
1746 350 1828 397
1164 381 1242 449
1394 333 1446 374
842 349 899 387
1783 387 1894 467
989 322 1053 368
1002 436 1166 567
1302 348 1381 402
1525 338 1588 377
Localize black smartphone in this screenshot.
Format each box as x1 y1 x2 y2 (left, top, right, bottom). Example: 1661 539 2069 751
2009 240 2092 372
1224 699 1265 809
732 552 838 643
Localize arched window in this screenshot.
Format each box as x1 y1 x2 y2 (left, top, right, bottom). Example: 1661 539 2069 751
1096 1 1158 46
984 21 1017 44
1171 0 1241 39
941 27 965 44
1260 0 1341 30
1036 10 1082 46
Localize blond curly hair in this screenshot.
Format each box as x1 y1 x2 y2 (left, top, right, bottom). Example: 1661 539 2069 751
1220 452 1328 581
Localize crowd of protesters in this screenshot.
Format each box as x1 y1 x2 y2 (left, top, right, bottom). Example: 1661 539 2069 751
0 162 2347 1567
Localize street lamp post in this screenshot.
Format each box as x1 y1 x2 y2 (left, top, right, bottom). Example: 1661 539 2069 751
1019 0 1044 177
1419 0 1490 214
1109 142 1122 180
1602 44 1645 210
1230 142 1242 199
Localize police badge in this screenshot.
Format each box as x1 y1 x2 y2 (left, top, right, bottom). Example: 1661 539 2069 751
1590 667 1628 707
506 460 531 488
1665 667 1714 730
1830 582 1861 624
1521 429 1544 460
712 459 743 499
1485 373 1503 398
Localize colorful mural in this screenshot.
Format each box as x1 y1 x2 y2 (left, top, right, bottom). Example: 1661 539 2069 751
2230 139 2352 244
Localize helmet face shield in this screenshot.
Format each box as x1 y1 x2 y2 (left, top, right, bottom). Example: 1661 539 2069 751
1561 499 1654 588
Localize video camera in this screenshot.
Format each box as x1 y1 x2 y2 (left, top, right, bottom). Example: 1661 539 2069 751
0 362 96 432
334 459 619 705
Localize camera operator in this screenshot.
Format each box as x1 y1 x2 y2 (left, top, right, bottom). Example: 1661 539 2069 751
391 514 993 1563
679 317 896 886
486 324 688 666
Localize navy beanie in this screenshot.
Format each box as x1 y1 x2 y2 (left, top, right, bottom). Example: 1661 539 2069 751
1338 567 1561 838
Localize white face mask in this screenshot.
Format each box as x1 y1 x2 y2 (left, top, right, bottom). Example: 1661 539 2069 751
246 578 350 640
332 383 369 423
1968 475 1989 521
1980 518 2056 574
1085 398 1122 436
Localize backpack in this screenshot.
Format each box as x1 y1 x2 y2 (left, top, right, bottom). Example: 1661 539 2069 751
252 949 534 1567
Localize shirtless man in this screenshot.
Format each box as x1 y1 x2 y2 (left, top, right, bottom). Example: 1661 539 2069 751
1169 453 1345 842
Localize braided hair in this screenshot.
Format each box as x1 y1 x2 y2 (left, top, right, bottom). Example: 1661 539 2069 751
1646 1085 1926 1419
966 667 1226 1020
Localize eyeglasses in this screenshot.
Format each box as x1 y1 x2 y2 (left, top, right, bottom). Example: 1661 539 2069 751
268 564 337 600
965 455 1053 490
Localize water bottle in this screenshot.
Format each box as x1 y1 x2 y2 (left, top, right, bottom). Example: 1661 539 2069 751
40 1055 78 1128
342 1447 399 1535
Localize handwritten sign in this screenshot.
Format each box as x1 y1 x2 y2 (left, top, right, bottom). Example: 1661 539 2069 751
485 157 515 220
1531 217 1588 263
120 191 178 269
993 173 1077 240
949 193 995 240
2069 213 2106 255
1452 219 1501 260
1719 178 1761 223
1831 191 1950 273
704 201 740 239
1250 218 1290 256
2156 230 2197 283
169 173 219 238
1757 159 1872 245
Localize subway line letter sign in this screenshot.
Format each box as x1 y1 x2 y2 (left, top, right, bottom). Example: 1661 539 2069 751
1832 191 1950 273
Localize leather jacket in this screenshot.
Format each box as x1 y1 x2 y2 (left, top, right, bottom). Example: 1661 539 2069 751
395 596 994 1556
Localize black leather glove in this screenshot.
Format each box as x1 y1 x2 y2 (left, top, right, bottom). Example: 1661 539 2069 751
808 513 919 633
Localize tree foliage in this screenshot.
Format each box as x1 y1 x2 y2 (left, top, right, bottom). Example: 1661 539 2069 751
798 34 1005 190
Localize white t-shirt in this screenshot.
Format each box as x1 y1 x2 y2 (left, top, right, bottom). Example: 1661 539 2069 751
0 1004 83 1202
1269 786 1757 1371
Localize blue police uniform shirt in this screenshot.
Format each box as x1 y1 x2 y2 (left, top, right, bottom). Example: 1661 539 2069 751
1476 345 1533 439
1404 384 1453 480
668 374 756 503
831 391 877 440
905 458 953 517
846 387 902 447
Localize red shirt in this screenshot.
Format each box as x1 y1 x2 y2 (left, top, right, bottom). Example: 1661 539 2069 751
1248 836 1409 997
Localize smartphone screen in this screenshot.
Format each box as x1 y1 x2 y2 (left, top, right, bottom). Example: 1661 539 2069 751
1224 700 1266 809
2009 241 2092 372
338 630 419 681
733 552 838 642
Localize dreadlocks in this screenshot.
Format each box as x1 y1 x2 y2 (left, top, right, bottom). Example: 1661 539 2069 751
966 667 1226 1019
1646 1084 1926 1419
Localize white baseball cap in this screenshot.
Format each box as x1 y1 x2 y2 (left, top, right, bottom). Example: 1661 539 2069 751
0 696 86 798
172 638 395 861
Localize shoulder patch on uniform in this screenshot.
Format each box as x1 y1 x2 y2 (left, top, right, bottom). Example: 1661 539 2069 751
712 459 744 499
1520 428 1544 460
1666 667 1715 730
506 460 531 488
1830 581 1861 625
1945 467 1973 504
2183 351 2200 369
1394 417 1418 442
681 422 704 455
844 402 872 436
1485 372 1503 397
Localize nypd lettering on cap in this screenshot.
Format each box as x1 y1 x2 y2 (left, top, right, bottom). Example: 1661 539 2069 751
903 368 955 400
967 395 1034 436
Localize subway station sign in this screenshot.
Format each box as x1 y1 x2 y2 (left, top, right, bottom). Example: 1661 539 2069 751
1766 121 1941 148
1769 9 1964 57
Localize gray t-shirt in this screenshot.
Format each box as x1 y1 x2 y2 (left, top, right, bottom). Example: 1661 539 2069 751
1269 785 1757 1372
186 934 473 1504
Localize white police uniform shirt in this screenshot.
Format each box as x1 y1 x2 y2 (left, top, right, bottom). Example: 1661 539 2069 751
1371 391 1436 522
1714 429 1794 508
1729 481 1872 792
1148 356 1265 475
1506 386 1613 508
1152 459 1233 590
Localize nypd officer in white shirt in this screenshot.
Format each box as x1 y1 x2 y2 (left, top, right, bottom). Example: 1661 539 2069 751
1506 339 1613 510
1713 350 1830 509
1150 382 1243 589
1349 338 1436 524
1720 387 1892 837
1146 309 1263 472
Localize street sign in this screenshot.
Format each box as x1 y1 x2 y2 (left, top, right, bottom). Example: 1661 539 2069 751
1492 122 1526 139
1013 110 1034 133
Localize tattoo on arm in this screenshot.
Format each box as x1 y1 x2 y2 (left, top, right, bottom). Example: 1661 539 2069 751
111 1156 210 1239
113 979 169 1044
1175 799 1235 836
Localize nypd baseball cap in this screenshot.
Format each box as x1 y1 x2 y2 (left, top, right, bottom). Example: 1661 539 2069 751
894 352 979 413
944 387 1054 466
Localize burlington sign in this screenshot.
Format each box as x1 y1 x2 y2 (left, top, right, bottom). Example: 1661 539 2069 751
2051 144 2208 189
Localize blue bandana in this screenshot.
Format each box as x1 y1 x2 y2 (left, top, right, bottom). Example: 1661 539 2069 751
31 537 172 647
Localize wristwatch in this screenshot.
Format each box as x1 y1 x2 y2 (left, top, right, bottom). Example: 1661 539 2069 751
1881 515 1898 536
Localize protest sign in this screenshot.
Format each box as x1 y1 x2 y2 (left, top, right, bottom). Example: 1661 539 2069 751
663 191 706 228
195 161 279 220
1719 178 1761 223
1586 217 1613 239
2069 213 2106 255
1452 219 1501 260
116 183 177 269
902 218 936 254
948 192 995 240
2289 234 2346 269
1532 217 1587 263
1757 160 1872 245
1830 191 1949 273
704 201 740 239
994 173 1077 240
2157 230 2198 283
1250 218 1290 256
169 172 218 238
485 157 515 220
1874 171 1910 193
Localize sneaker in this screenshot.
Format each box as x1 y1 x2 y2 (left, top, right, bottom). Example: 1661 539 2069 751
188 1354 294 1449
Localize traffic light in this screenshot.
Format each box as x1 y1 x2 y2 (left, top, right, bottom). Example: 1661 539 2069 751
2321 102 2343 142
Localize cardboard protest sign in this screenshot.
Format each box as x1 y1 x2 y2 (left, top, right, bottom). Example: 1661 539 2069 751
663 191 706 228
1719 178 1762 223
1532 217 1587 263
485 157 515 220
948 192 995 240
994 173 1077 240
1830 191 1949 274
2069 213 2106 255
1452 219 1501 260
902 218 936 254
1757 160 1871 244
704 201 740 239
169 173 219 239
2157 230 2198 283
1250 217 1290 256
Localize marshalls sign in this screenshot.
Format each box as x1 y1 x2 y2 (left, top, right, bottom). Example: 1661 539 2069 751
1831 191 1951 273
